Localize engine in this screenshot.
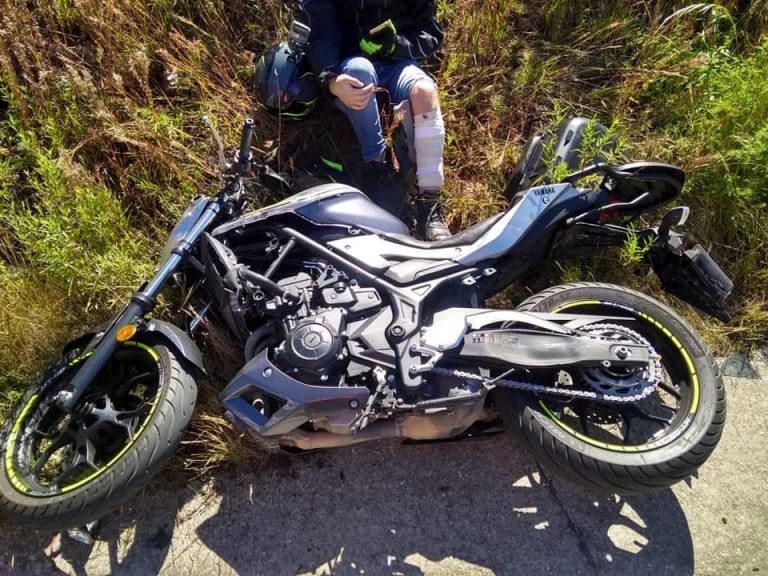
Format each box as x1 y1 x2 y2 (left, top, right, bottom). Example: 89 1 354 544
264 263 385 385
219 257 494 448
275 308 345 384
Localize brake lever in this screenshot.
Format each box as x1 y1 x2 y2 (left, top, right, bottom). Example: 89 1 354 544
201 116 230 172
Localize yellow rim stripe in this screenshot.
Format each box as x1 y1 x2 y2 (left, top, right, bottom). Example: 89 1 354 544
636 311 699 414
4 342 162 496
4 395 40 492
551 300 601 311
61 342 161 493
538 400 653 452
537 299 700 452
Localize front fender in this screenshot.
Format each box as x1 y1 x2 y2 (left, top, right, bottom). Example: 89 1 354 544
62 319 205 374
143 319 206 374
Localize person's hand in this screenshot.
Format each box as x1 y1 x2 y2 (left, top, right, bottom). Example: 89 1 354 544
328 74 375 110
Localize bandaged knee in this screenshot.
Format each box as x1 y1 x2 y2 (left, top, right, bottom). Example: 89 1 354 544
413 109 445 190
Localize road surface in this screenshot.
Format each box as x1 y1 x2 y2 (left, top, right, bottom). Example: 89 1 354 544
0 363 766 575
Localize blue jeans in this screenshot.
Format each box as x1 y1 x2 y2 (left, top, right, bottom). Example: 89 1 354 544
335 57 432 162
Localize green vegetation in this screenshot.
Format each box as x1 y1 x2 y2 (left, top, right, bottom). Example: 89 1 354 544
0 1 766 468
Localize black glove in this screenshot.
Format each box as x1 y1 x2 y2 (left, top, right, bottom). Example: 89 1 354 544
359 19 397 58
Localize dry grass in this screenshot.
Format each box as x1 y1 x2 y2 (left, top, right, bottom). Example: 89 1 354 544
0 0 766 467
0 271 77 412
180 318 269 473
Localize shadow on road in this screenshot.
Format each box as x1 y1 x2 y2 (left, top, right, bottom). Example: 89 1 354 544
0 433 693 575
0 490 183 576
194 433 692 576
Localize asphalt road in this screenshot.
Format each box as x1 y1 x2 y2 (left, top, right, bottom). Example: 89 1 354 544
0 365 766 576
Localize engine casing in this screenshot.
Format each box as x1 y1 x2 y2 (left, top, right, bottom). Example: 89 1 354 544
275 308 346 384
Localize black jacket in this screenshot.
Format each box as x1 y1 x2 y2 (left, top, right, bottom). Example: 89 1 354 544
299 0 443 85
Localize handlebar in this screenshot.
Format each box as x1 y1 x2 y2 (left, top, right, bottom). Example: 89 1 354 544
234 118 255 174
202 116 292 202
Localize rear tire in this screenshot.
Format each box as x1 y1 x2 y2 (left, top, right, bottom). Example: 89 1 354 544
0 341 197 530
494 282 726 493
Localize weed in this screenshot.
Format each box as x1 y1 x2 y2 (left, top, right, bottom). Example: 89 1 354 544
620 226 652 267
0 0 766 459
0 270 77 413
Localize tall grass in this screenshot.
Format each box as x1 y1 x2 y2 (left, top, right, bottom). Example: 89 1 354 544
0 0 766 462
439 0 768 341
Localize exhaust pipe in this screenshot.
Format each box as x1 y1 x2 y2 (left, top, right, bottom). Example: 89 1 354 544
279 422 399 450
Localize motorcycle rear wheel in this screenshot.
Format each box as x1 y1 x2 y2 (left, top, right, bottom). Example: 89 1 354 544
494 282 726 493
0 340 197 530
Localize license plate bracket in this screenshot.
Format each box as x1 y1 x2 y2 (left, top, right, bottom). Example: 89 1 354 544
650 243 733 321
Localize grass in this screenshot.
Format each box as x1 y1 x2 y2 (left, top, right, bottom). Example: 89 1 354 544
0 0 766 467
179 319 270 475
0 271 75 413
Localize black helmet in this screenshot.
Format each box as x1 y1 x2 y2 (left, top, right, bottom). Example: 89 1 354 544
254 42 319 121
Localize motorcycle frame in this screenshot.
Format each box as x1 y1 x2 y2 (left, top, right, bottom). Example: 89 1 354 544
56 132 732 413
211 214 648 394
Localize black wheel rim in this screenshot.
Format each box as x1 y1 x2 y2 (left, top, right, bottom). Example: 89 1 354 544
4 343 162 496
535 300 699 453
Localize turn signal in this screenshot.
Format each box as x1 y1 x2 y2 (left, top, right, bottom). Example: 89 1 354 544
115 324 138 343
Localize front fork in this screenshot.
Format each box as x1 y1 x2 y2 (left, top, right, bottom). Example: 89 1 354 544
57 252 185 412
58 193 225 412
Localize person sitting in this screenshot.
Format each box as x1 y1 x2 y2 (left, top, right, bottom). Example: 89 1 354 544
300 0 451 241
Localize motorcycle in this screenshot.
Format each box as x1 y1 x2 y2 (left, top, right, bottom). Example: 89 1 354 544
0 116 732 532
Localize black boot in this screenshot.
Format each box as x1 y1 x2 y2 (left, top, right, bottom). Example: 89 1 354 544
415 189 451 241
361 153 403 216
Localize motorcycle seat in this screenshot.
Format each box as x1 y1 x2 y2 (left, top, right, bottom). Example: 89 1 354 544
609 162 685 212
381 213 505 249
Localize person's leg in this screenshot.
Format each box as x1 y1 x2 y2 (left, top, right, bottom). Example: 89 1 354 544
333 57 404 214
335 56 387 163
410 79 445 192
384 63 450 241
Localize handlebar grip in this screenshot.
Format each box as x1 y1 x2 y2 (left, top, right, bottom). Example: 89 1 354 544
237 118 255 167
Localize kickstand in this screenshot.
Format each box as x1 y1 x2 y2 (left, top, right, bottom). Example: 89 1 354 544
65 520 100 546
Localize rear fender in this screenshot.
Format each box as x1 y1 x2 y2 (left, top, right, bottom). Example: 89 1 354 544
648 240 733 322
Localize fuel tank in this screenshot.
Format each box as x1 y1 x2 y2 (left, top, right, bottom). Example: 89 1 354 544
213 183 409 236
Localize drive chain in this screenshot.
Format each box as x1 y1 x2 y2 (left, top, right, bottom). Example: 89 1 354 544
430 322 662 404
429 366 658 404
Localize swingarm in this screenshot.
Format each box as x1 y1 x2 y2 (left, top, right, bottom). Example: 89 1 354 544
417 308 651 372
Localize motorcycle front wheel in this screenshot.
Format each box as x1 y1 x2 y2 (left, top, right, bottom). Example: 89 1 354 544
494 282 726 494
0 340 197 530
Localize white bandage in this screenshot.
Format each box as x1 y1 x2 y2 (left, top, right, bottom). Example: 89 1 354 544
413 109 445 190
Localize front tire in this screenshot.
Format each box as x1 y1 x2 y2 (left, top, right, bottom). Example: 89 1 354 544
495 282 726 493
0 340 197 530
